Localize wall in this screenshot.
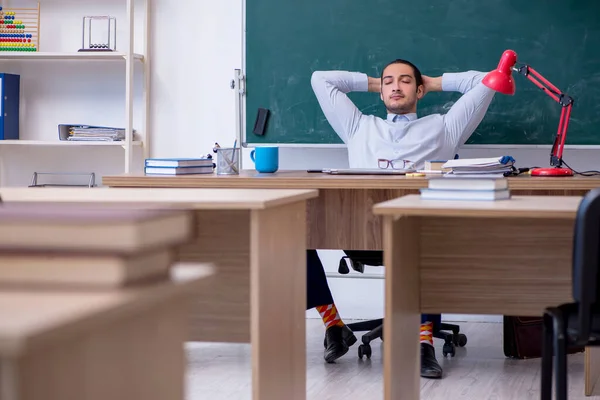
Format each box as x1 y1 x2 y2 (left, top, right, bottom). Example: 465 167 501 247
148 0 599 322
146 0 600 321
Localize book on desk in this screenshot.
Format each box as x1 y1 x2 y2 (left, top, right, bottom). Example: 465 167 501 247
420 176 511 201
144 157 215 175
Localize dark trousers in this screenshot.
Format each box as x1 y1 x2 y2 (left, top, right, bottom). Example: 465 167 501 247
306 249 442 329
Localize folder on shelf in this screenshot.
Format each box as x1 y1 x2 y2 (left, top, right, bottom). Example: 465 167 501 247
58 124 134 142
0 73 20 140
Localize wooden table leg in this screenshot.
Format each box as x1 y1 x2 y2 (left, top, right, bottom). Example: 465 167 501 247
585 347 600 396
384 216 421 400
251 201 307 400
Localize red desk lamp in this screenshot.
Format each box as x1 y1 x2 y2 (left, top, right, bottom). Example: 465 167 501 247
483 50 574 176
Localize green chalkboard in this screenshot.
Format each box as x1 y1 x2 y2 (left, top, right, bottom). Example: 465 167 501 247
245 0 600 145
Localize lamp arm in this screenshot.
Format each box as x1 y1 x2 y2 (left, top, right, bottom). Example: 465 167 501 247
514 64 574 167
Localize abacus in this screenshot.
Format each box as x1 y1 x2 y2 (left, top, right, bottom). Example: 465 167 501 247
0 3 40 52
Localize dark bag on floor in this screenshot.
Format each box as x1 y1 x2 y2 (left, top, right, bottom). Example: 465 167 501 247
503 316 585 359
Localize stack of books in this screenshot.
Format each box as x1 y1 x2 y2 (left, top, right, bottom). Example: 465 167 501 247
0 203 193 288
420 176 511 201
144 157 215 175
442 156 515 177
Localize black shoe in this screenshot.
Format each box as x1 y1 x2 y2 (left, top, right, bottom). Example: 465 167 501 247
421 343 443 379
323 325 357 363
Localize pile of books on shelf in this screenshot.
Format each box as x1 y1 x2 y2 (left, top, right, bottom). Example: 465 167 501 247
420 176 511 201
144 157 215 175
0 203 193 288
441 156 515 177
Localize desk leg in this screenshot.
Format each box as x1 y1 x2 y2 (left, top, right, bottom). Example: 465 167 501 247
383 216 421 400
585 347 600 396
251 201 307 400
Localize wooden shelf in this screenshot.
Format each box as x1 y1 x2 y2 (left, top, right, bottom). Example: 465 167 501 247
0 52 144 61
0 140 143 146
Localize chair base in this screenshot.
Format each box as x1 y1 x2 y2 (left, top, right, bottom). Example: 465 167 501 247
346 319 468 359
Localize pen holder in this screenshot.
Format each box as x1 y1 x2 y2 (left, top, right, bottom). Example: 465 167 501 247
216 147 240 175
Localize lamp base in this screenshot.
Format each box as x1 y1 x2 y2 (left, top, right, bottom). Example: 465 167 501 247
531 167 574 177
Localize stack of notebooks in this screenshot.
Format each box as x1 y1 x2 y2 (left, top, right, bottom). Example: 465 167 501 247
144 157 215 175
0 204 193 288
420 176 511 201
442 156 515 177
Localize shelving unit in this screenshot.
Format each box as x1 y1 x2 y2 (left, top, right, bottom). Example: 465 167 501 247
0 0 150 175
0 140 143 146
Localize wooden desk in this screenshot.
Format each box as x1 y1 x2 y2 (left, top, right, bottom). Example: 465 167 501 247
0 187 318 400
0 265 213 400
372 195 599 400
103 171 600 250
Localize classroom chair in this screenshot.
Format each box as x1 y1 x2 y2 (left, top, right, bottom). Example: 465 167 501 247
541 187 600 400
338 250 468 359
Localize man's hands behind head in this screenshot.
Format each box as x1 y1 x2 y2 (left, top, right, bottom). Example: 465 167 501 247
421 75 442 96
368 77 381 93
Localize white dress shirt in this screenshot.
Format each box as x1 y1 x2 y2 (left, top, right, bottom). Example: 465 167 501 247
310 70 496 169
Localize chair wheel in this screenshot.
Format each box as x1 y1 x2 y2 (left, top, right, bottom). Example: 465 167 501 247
443 342 456 357
457 333 467 347
358 344 372 359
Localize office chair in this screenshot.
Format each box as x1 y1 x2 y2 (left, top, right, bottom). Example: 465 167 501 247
541 188 600 400
338 250 467 359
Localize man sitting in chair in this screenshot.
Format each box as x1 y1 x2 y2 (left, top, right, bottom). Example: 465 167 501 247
308 59 496 378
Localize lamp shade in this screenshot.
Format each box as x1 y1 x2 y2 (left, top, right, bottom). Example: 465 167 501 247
482 49 518 95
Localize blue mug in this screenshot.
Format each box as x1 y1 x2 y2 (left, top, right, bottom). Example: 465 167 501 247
250 146 279 173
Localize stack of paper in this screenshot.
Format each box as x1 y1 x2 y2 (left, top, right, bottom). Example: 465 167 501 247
442 156 515 177
68 126 126 141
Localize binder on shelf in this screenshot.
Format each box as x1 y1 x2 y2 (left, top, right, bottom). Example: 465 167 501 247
0 73 20 140
57 124 132 142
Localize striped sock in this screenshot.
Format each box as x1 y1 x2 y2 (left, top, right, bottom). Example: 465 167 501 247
316 303 345 329
420 321 434 346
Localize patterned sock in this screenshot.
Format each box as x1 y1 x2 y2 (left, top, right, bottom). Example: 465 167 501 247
316 303 345 329
420 321 434 347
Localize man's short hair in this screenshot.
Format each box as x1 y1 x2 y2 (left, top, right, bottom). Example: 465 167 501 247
381 59 424 88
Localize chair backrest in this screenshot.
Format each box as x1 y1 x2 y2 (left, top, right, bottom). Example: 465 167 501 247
572 187 600 341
